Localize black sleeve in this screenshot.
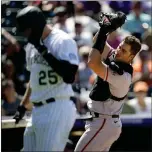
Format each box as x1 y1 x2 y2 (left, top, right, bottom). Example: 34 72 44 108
92 30 107 54
42 51 78 84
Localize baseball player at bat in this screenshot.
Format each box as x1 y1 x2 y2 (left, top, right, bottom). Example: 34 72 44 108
13 6 79 151
74 12 141 151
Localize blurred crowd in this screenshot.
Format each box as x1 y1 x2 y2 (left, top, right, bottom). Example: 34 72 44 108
1 1 152 117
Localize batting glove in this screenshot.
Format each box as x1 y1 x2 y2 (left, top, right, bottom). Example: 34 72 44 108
13 105 26 124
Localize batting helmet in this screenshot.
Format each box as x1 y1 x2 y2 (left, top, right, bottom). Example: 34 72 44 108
16 6 46 45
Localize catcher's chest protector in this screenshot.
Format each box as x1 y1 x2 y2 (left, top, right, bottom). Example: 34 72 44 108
89 61 133 102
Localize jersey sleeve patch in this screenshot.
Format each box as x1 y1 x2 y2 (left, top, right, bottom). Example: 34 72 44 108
69 53 77 60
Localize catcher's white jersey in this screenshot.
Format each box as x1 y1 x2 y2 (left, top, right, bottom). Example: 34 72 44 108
24 28 79 102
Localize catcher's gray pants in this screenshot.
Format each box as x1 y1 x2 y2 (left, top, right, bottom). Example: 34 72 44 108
74 115 122 152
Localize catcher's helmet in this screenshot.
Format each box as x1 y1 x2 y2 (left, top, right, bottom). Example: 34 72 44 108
16 6 46 45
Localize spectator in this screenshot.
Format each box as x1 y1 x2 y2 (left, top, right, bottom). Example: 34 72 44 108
72 72 84 114
2 60 15 80
100 1 112 14
122 1 151 35
28 0 42 7
2 28 21 54
72 46 93 114
142 27 152 50
108 1 131 14
1 28 26 80
142 1 152 15
66 2 99 34
53 6 70 33
127 81 151 115
78 46 93 89
2 59 26 95
82 1 101 14
121 101 136 114
71 22 93 47
132 44 152 86
81 1 102 21
1 73 5 82
1 80 22 116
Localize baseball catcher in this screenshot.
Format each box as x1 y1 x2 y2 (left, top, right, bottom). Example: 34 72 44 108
74 11 141 152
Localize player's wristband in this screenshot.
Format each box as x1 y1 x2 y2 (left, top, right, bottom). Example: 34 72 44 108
92 28 107 54
18 105 27 113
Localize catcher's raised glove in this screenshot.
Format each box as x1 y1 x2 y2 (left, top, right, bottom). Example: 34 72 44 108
99 11 126 34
